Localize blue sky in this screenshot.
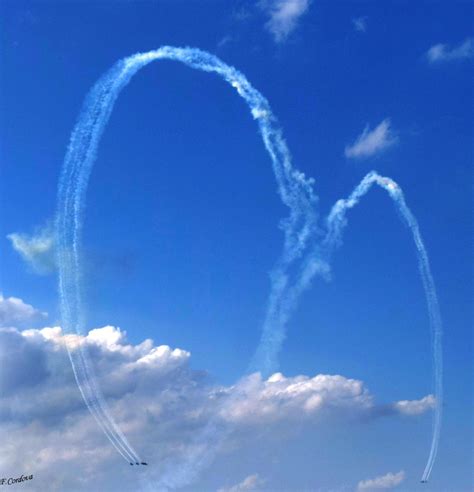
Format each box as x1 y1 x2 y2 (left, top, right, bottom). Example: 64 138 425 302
0 1 472 491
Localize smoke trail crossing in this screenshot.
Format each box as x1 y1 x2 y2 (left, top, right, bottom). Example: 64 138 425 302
56 47 442 485
56 47 317 469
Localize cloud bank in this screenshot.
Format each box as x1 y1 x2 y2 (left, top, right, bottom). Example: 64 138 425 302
0 297 434 491
357 470 405 490
345 119 398 160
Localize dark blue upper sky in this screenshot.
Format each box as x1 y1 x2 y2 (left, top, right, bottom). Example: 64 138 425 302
0 1 472 490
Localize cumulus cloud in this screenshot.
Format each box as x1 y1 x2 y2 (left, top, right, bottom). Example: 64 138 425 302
352 16 368 33
218 473 266 492
0 324 195 491
7 223 56 274
0 328 49 395
0 298 434 491
345 119 398 159
357 470 405 490
219 371 373 424
260 0 311 43
392 395 436 416
426 38 474 64
0 293 47 327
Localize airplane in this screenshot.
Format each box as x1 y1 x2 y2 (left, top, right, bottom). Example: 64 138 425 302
141 462 148 466
421 480 428 484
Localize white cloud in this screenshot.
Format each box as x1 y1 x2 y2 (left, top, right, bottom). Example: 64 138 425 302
7 223 56 274
426 38 474 63
345 119 398 159
218 473 266 492
219 372 373 424
352 16 368 33
260 0 311 43
0 302 434 491
357 470 405 490
392 394 435 416
0 293 47 327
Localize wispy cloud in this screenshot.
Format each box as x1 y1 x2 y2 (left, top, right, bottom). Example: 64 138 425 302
352 16 368 33
426 38 474 64
7 223 56 274
232 5 252 22
217 35 234 49
345 119 398 160
357 471 405 491
260 0 311 43
218 474 266 492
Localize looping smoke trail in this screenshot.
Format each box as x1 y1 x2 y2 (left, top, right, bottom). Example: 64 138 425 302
56 46 442 486
56 46 317 473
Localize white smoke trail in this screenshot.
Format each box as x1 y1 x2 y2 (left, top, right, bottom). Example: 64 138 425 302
56 47 317 472
56 46 442 486
278 171 442 482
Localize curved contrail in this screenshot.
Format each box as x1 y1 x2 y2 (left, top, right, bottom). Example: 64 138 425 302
299 171 442 482
56 46 317 469
55 47 442 484
250 170 442 483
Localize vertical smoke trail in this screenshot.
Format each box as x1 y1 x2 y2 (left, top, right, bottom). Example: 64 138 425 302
383 181 442 483
280 171 442 482
57 247 140 464
56 47 317 468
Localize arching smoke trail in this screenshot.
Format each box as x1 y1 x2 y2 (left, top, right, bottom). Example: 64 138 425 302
56 47 317 469
330 172 442 482
56 46 442 486
275 171 442 482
